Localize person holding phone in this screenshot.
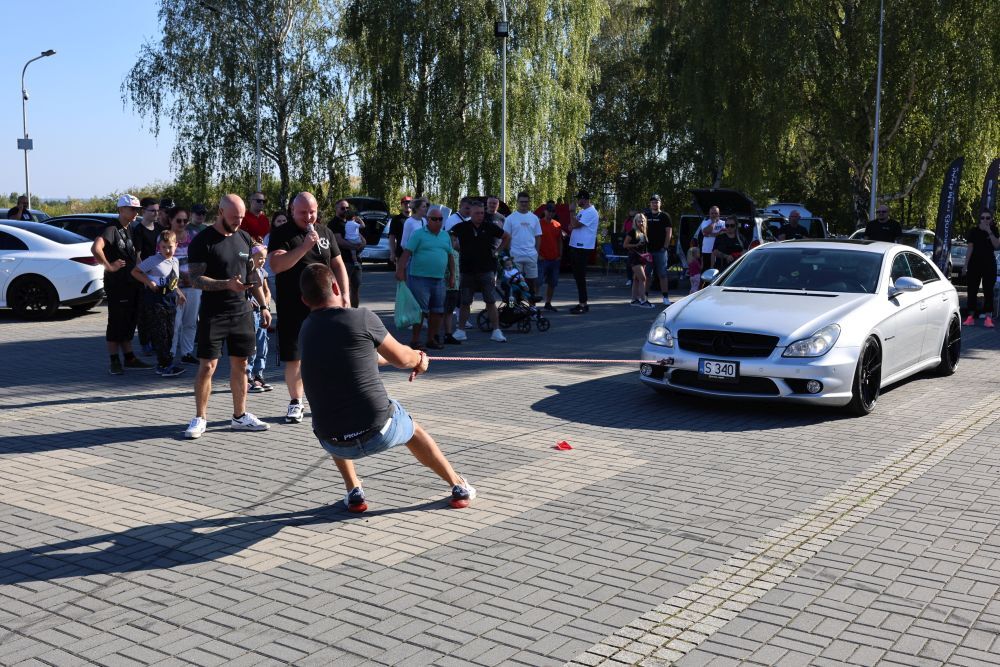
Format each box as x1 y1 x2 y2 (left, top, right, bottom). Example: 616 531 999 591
568 190 599 314
962 209 1000 327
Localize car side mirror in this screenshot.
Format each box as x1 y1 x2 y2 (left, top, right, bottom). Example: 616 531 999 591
888 276 923 299
701 268 720 285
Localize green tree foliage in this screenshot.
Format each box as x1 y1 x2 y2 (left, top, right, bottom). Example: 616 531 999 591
343 0 607 204
123 0 349 209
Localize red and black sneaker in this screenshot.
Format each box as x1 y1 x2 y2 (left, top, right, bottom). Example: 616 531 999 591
449 477 477 509
344 487 368 513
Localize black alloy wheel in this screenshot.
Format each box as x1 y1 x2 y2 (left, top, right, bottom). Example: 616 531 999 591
935 315 961 376
848 336 882 415
9 276 58 319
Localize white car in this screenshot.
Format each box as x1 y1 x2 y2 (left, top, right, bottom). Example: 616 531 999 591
640 239 961 415
0 221 105 318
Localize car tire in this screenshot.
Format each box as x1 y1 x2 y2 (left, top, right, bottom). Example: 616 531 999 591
9 275 59 319
934 315 961 376
847 336 882 416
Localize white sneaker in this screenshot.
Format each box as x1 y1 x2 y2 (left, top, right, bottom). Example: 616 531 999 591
490 329 507 342
451 329 468 341
662 296 672 305
231 412 270 431
184 417 207 439
286 401 305 423
464 319 475 329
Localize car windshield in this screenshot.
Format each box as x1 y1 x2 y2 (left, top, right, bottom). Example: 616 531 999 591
717 247 883 293
0 221 88 244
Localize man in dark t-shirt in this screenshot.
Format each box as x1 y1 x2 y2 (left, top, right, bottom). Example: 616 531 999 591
268 191 350 425
450 201 510 342
298 262 476 513
864 205 903 242
90 194 153 375
644 194 674 305
183 194 272 440
388 196 411 264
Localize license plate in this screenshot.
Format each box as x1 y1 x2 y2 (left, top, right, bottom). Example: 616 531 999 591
699 358 739 382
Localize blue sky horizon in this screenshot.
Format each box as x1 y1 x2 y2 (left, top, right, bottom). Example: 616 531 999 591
2 1 181 199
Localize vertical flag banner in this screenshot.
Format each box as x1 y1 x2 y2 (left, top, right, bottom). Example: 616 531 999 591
980 158 1000 217
933 157 964 273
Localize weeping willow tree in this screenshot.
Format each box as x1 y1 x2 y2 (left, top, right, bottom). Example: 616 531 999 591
343 0 607 204
122 0 349 208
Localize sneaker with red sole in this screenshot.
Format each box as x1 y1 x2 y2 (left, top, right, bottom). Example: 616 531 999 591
962 315 975 326
344 487 367 513
449 477 477 509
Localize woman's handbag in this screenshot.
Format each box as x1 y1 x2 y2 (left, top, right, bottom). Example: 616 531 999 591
639 252 654 264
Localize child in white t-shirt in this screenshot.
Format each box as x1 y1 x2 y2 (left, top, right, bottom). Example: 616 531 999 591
345 218 366 265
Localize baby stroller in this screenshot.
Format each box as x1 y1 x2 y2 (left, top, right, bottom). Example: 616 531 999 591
477 254 551 333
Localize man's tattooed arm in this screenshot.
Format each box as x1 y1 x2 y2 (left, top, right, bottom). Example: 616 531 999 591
189 262 235 291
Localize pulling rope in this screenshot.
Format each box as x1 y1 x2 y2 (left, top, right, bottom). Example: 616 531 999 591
426 356 647 364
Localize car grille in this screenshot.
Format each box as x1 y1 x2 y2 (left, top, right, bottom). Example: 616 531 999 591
669 370 780 395
677 329 779 358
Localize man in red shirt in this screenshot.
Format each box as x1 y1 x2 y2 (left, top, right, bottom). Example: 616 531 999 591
241 191 270 240
538 203 564 311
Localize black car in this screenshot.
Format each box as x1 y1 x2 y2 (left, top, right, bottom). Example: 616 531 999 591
45 213 121 240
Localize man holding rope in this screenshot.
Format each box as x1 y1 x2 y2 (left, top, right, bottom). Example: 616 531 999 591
298 262 476 512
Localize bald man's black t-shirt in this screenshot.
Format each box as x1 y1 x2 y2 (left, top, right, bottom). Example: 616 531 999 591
187 225 255 316
268 222 341 309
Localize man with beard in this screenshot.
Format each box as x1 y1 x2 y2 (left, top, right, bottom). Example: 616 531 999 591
330 198 366 307
268 192 351 424
183 195 272 439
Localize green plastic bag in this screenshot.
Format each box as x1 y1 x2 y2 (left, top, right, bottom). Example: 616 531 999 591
394 281 423 329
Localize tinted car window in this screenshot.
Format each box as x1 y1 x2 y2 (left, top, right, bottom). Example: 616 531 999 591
0 230 28 250
890 254 912 281
1 221 88 244
68 220 110 240
906 252 939 284
719 247 882 293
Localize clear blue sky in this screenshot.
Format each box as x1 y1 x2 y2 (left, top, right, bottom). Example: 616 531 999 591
2 1 177 199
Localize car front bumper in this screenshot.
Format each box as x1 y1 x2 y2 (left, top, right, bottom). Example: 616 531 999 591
360 246 390 262
639 341 860 406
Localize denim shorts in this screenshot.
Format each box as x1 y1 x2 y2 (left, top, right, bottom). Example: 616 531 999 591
539 259 560 287
316 399 414 460
406 275 446 313
651 250 669 283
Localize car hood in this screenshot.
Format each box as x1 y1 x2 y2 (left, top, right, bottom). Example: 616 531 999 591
689 188 756 217
665 286 875 345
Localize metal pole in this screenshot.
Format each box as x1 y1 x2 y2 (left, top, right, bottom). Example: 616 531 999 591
20 50 55 207
254 59 262 192
869 0 885 220
500 0 507 203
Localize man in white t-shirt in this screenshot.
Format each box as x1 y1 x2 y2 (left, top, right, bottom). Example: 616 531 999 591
445 197 471 232
568 190 599 314
698 206 724 271
502 191 542 300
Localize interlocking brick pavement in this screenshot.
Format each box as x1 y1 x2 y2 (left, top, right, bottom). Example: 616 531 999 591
1 267 999 666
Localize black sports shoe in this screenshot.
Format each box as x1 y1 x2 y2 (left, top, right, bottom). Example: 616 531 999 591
569 304 589 315
344 487 368 513
444 334 462 345
109 358 124 375
180 354 199 365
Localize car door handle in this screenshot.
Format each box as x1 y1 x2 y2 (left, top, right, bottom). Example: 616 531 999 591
0 257 16 262
920 301 928 310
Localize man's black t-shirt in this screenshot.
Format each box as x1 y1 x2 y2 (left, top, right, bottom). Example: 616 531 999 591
300 307 391 438
187 225 255 317
967 224 1000 268
778 222 802 240
643 210 673 251
388 214 407 258
100 221 139 290
267 221 341 308
132 221 163 260
451 220 504 273
864 219 902 242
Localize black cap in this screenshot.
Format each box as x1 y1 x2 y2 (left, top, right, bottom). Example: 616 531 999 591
576 189 590 200
191 203 207 214
650 194 661 201
160 197 175 209
546 203 556 213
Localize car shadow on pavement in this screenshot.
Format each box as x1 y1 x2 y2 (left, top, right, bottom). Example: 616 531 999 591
0 500 443 585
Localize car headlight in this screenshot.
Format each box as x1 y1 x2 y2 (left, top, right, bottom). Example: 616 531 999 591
647 312 674 347
782 324 841 357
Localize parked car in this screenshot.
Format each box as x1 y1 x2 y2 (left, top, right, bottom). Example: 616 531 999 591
0 221 105 318
849 227 951 276
0 208 51 222
676 189 775 266
343 197 392 265
640 239 960 415
759 203 829 239
45 213 120 241
949 243 967 281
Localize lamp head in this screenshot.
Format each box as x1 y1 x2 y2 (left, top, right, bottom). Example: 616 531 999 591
41 50 56 57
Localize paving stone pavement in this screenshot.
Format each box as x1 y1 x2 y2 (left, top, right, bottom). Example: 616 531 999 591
1 267 999 666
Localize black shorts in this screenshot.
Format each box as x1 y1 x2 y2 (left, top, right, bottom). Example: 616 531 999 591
196 310 256 359
105 283 141 343
276 297 310 361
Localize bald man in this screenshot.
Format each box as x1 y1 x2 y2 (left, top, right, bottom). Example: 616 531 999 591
268 191 351 425
184 194 272 439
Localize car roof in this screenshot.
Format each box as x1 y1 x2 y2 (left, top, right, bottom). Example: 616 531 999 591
771 238 894 254
47 213 119 221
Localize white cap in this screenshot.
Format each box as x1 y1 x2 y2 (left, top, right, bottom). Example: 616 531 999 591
117 194 140 208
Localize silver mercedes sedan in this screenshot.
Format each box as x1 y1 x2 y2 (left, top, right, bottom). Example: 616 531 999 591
639 239 961 414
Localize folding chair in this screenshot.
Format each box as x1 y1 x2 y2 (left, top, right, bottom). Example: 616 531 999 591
602 242 628 275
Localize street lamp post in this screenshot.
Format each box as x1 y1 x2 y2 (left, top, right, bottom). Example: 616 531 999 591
201 2 262 192
20 49 56 206
869 0 885 220
495 4 509 203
